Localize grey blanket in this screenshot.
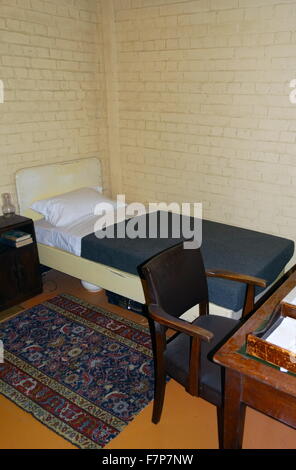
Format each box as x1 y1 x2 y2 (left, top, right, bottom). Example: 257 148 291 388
81 212 294 312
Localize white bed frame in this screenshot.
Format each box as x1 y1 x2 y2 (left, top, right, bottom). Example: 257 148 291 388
16 158 266 320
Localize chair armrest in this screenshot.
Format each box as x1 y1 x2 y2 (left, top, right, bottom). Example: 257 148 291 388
206 269 267 288
206 269 267 317
148 304 213 342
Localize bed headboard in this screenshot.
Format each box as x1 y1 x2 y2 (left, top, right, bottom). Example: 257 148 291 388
16 158 102 220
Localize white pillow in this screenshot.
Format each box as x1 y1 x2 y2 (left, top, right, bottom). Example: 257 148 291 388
31 187 125 227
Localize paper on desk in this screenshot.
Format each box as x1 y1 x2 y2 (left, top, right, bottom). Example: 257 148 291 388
265 317 296 353
281 286 296 306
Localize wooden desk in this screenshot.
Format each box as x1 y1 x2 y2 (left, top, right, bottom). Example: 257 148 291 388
214 270 296 449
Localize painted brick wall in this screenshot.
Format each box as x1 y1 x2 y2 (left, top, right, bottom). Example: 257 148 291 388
0 0 110 209
113 0 296 247
1 0 296 259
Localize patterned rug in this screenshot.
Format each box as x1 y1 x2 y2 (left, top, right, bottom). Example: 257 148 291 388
0 294 153 449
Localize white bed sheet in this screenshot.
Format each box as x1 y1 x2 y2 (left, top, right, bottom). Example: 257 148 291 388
35 215 98 257
35 209 129 257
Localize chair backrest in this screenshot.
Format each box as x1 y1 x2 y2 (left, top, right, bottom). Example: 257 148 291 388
140 242 209 318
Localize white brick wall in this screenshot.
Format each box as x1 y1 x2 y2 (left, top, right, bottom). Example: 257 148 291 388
113 0 296 253
0 0 110 209
1 0 296 263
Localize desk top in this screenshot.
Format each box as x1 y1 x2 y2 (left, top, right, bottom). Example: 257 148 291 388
214 270 296 398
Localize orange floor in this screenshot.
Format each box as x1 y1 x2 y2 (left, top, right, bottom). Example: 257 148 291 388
0 270 295 449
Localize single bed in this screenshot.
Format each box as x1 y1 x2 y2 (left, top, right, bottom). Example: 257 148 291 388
16 158 294 320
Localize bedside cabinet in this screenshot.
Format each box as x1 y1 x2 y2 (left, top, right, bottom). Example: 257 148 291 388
0 215 42 311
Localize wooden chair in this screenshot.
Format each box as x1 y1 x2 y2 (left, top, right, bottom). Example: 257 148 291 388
139 243 266 447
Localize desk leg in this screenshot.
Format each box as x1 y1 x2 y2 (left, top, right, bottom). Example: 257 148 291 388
223 368 246 449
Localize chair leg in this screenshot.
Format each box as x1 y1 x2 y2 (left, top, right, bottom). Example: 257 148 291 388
216 405 224 449
147 318 167 424
152 369 167 424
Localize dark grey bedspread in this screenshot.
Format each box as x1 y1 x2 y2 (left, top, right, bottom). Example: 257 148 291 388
81 212 294 312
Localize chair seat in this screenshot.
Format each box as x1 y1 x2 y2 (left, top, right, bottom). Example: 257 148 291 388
164 315 238 406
